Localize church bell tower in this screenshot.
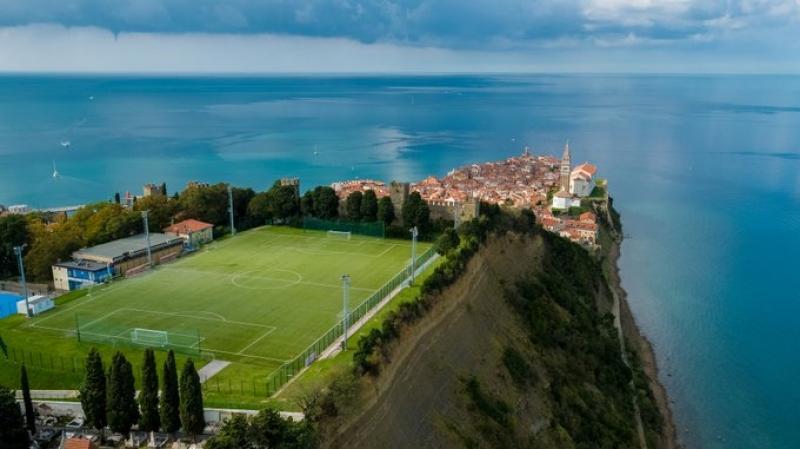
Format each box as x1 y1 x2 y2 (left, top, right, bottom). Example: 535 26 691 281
560 141 571 191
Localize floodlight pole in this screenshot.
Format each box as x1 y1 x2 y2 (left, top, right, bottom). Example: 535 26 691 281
410 226 418 285
228 185 236 236
141 210 153 266
341 274 351 351
13 245 31 318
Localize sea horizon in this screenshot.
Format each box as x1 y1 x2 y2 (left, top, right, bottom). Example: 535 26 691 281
1 74 799 448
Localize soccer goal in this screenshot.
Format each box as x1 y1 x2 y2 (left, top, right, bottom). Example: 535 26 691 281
326 230 352 240
131 328 169 347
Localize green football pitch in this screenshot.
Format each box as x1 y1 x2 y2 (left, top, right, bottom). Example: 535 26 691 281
26 226 429 370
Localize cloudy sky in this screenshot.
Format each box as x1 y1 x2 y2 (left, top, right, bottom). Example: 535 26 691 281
0 0 798 73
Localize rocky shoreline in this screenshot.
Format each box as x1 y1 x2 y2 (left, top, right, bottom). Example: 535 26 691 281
609 235 681 449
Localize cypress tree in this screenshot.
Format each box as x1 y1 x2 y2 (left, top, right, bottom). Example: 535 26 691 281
80 348 106 439
360 190 378 222
159 350 181 433
20 365 35 435
107 352 138 436
0 334 8 358
179 359 205 440
377 196 395 225
138 349 160 434
0 385 29 449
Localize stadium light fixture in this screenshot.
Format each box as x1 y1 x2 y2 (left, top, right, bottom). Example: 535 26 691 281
341 274 351 351
141 210 153 266
13 244 31 318
409 226 418 285
228 184 236 236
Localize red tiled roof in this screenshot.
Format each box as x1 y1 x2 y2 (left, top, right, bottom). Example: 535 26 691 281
64 438 95 449
164 219 213 234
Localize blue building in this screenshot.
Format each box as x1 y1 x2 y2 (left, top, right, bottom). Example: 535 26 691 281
52 260 113 291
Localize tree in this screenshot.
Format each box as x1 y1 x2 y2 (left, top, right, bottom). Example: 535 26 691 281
80 348 107 439
107 351 138 436
401 192 431 233
360 190 378 222
135 195 177 232
269 182 300 221
160 350 181 434
179 359 205 440
204 414 249 449
346 191 363 221
435 228 461 255
314 186 339 219
0 385 29 449
377 196 395 225
0 214 29 279
204 408 316 449
232 187 256 230
247 192 273 225
179 183 229 226
138 349 160 435
160 182 168 197
114 192 121 204
20 365 35 435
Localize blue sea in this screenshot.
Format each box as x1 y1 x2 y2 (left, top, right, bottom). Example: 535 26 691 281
1 74 799 448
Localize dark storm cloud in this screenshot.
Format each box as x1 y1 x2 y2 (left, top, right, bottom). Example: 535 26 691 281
0 0 796 49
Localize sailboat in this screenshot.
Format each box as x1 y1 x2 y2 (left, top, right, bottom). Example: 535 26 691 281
52 160 60 178
60 140 71 148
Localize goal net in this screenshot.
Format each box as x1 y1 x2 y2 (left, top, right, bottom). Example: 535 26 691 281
326 230 352 240
131 328 169 347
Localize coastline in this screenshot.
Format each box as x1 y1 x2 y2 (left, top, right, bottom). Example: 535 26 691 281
609 234 680 449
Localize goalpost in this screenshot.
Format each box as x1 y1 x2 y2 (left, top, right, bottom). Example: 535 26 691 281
131 328 169 347
326 230 352 240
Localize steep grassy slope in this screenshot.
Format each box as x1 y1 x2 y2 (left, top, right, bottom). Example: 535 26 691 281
318 225 670 449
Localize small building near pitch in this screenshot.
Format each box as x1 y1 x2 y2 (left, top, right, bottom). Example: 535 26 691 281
16 294 54 316
52 259 113 291
164 219 214 249
52 233 184 290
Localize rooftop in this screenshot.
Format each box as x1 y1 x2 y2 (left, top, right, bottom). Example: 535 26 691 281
54 259 109 271
73 233 183 262
164 218 213 234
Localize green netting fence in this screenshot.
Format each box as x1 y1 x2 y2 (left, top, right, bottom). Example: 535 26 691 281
261 245 437 396
75 314 202 356
302 216 386 238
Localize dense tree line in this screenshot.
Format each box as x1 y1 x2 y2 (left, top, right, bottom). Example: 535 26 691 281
76 348 205 442
1 178 442 282
205 408 315 449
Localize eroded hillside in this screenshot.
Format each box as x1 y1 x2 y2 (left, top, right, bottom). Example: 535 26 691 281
320 225 671 449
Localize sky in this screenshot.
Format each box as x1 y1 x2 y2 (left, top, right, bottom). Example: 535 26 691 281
0 0 798 73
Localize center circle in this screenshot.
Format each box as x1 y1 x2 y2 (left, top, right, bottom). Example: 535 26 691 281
231 269 303 290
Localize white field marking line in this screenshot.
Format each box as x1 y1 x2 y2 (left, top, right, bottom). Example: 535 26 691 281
236 326 278 355
201 347 290 364
29 286 117 327
177 310 227 321
267 233 380 247
372 244 398 258
168 266 375 292
230 269 303 290
77 308 125 331
119 307 277 330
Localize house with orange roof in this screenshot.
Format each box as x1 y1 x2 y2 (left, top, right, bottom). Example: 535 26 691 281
164 218 214 249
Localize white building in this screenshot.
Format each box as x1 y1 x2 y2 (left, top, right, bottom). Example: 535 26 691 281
551 189 580 210
7 204 30 214
17 295 54 316
569 163 598 197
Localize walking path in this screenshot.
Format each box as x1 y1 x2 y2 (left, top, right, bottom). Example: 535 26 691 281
197 360 230 383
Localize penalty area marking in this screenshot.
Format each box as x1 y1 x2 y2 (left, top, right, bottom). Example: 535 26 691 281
230 269 303 290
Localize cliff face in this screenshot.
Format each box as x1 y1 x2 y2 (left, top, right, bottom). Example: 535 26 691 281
324 228 670 449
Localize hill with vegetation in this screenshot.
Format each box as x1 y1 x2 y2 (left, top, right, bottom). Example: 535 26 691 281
300 206 676 449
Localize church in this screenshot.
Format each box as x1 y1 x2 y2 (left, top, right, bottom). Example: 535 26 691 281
551 142 597 210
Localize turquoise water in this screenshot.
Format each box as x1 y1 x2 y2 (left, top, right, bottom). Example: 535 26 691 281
1 75 799 448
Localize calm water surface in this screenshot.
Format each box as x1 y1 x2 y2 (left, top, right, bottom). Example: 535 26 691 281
1 74 799 449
